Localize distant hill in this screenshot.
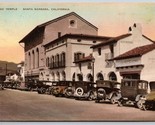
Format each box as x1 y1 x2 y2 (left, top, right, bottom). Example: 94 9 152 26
0 60 18 75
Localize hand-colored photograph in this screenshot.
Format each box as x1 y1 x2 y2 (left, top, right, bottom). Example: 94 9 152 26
0 1 155 122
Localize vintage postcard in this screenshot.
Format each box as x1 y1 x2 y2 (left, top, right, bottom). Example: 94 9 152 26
0 1 155 122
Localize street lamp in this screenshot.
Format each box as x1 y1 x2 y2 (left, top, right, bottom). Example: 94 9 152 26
92 59 95 82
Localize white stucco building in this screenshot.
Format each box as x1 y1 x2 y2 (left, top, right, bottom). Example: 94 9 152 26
44 34 110 81
114 44 155 82
19 12 155 82
90 23 154 82
19 12 99 80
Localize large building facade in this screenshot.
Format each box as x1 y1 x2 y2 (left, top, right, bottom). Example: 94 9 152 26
44 34 110 81
20 12 155 82
19 12 98 81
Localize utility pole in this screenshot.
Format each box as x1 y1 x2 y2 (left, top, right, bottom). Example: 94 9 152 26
6 63 7 75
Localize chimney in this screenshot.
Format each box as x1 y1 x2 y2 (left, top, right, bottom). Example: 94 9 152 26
128 23 142 35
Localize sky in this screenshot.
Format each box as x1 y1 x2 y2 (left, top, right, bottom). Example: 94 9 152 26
0 2 155 63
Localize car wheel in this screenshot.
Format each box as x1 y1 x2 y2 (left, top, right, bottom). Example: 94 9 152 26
75 87 84 96
88 91 95 101
136 99 145 109
41 88 46 94
95 100 100 103
110 95 117 104
65 88 73 98
97 88 106 100
37 89 41 94
118 98 124 107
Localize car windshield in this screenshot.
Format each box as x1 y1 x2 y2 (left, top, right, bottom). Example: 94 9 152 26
123 81 135 87
43 82 52 86
114 83 121 89
150 82 155 91
138 81 148 89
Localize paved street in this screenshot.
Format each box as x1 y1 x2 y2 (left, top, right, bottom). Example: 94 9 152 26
0 89 155 122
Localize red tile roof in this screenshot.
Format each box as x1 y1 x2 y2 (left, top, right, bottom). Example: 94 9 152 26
44 33 112 47
113 44 155 60
74 54 94 63
91 33 132 48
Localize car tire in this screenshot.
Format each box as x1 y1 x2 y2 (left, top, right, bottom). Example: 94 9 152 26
95 100 100 103
65 88 73 98
88 91 95 101
75 87 84 96
110 94 117 104
41 88 46 94
37 89 41 94
118 98 124 107
97 88 106 100
135 99 144 109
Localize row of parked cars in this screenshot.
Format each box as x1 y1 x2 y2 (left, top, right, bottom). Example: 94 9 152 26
1 78 155 111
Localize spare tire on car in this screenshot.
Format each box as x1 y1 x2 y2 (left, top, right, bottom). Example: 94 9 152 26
75 87 84 96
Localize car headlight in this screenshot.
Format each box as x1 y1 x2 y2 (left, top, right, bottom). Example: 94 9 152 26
94 84 97 88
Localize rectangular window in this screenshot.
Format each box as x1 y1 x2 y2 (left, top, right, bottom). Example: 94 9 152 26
110 45 114 58
98 48 101 56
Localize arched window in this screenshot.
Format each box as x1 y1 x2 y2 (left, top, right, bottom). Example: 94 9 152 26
61 52 65 67
77 74 83 81
109 72 117 81
57 54 59 67
52 56 54 68
74 52 85 62
50 72 55 81
28 52 31 69
97 73 104 80
72 73 75 81
54 54 59 68
32 50 35 69
62 71 66 81
46 57 49 67
87 73 93 82
36 48 39 68
56 72 60 81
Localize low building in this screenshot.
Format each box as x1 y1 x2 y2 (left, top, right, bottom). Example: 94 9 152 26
114 44 155 82
17 61 25 82
90 23 154 82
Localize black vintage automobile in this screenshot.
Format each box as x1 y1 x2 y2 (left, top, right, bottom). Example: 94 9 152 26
37 80 53 94
3 80 12 88
52 81 72 97
73 81 97 101
0 81 4 90
142 81 155 110
25 79 38 91
95 80 121 104
118 79 149 109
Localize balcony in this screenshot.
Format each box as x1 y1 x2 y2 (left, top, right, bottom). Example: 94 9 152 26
105 53 114 61
49 61 66 69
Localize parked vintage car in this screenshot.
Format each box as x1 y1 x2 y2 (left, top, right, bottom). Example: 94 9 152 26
73 81 97 101
95 80 121 104
0 81 4 90
52 81 72 97
118 79 149 109
63 81 75 98
142 81 155 110
25 79 38 91
37 80 53 94
3 80 13 88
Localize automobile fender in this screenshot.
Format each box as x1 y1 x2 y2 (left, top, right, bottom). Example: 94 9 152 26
109 92 116 99
135 94 144 102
